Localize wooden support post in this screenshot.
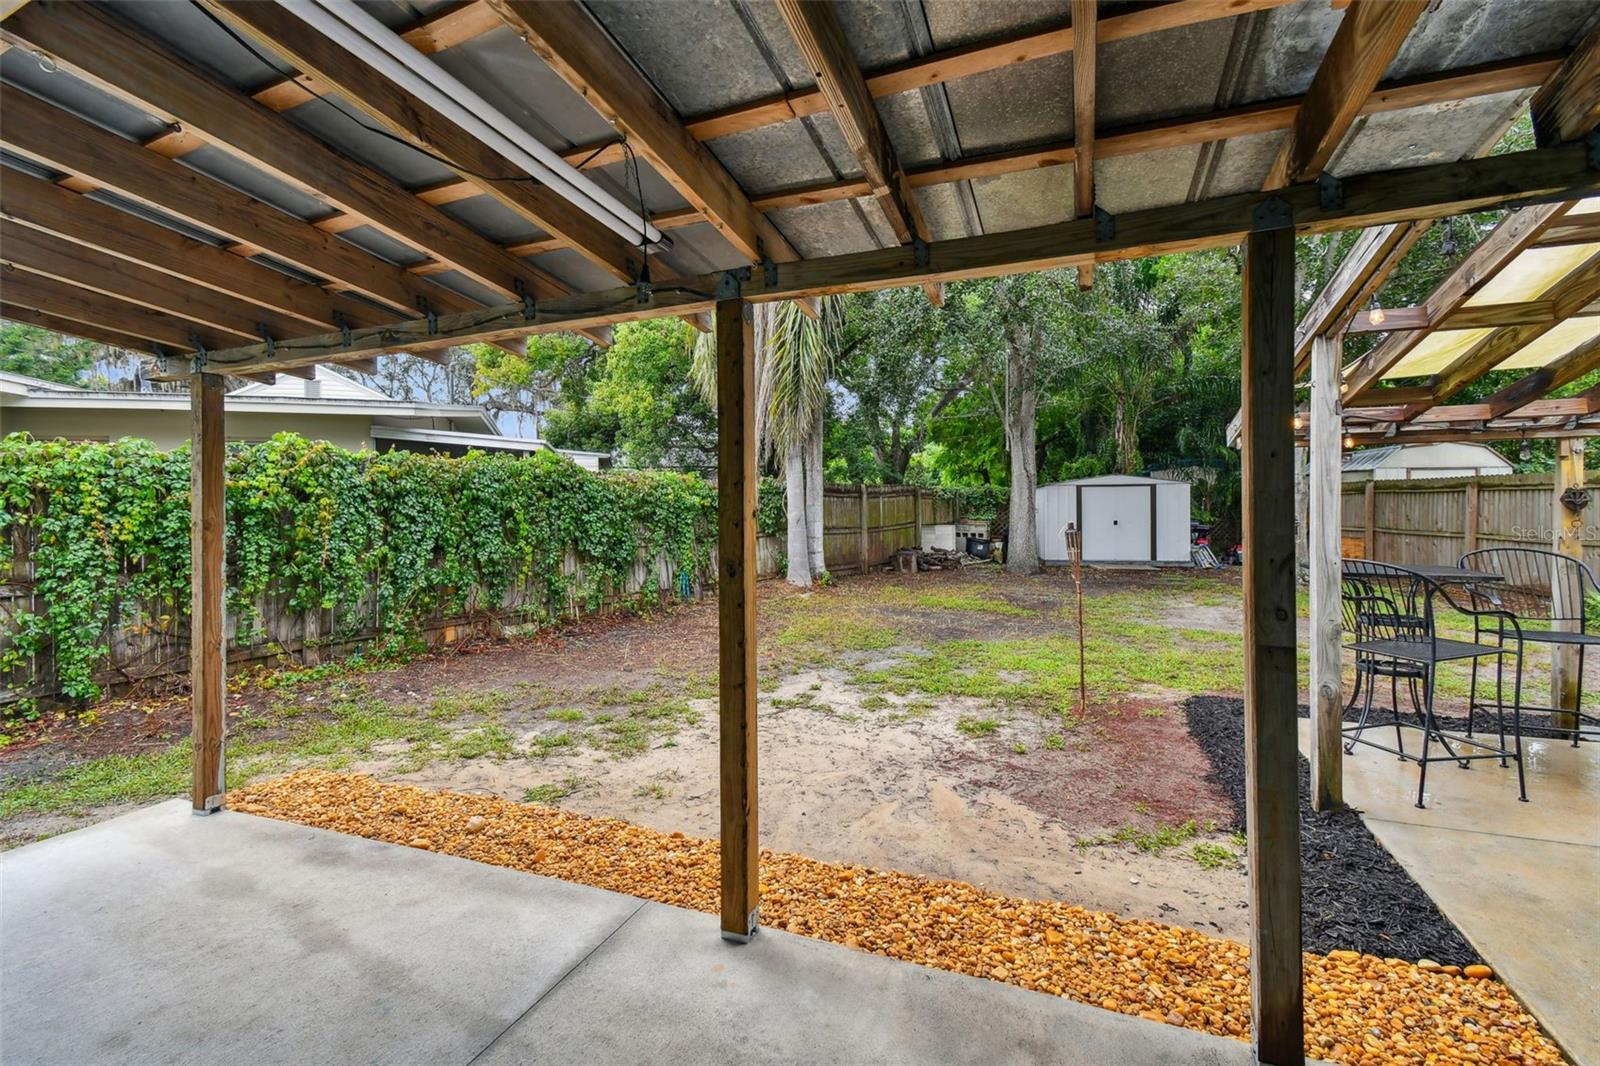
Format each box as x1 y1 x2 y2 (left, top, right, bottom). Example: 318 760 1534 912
1309 334 1344 812
1362 480 1376 558
859 483 870 573
1241 227 1305 1066
1551 439 1585 731
716 295 759 942
1293 445 1309 579
1464 481 1480 555
913 486 924 551
190 372 226 814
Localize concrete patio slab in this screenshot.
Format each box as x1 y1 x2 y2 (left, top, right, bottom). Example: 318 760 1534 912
1 801 1263 1066
0 799 643 1066
1304 723 1600 1065
476 901 1252 1066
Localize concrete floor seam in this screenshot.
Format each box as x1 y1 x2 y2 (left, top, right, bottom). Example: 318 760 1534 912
465 897 650 1066
1361 814 1599 849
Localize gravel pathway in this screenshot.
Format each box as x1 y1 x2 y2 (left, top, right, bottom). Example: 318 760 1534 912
1184 695 1478 965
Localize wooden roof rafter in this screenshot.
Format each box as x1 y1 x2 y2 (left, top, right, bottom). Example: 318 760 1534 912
1070 0 1098 291
0 0 611 348
774 0 942 307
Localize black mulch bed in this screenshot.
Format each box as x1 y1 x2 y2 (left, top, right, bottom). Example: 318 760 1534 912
1184 695 1479 965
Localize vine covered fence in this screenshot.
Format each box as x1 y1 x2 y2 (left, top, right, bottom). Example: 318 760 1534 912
0 434 716 709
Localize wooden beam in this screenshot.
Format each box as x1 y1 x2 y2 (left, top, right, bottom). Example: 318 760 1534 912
2 2 559 302
1240 225 1304 1065
202 0 640 287
1536 216 1600 247
0 303 160 354
485 0 800 271
152 144 1600 378
0 222 314 344
1341 203 1569 401
1264 0 1428 189
1343 305 1430 333
0 170 389 333
1532 21 1600 147
1294 222 1430 375
1344 422 1600 445
1475 330 1600 420
1071 0 1098 289
1428 249 1600 404
190 371 227 814
716 295 758 942
773 0 942 305
0 90 476 320
0 270 233 353
1308 333 1344 813
1353 394 1600 424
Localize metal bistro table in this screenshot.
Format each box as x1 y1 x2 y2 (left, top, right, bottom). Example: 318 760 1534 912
1340 558 1525 806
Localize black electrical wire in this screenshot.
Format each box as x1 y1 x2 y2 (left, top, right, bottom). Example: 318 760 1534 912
191 1 669 249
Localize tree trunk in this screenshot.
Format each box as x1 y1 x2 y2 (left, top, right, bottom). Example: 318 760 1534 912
1004 342 1041 574
1113 394 1140 475
784 437 811 587
805 423 825 577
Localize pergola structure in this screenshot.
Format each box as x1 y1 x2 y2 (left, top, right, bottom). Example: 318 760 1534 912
2 2 1598 1062
1286 193 1600 816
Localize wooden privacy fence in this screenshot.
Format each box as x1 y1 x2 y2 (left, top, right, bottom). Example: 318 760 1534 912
0 542 708 708
756 484 960 577
1340 472 1600 572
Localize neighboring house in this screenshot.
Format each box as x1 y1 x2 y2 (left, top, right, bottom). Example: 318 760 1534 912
0 368 609 469
1341 441 1513 482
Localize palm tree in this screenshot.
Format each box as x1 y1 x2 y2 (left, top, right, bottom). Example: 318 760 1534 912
691 299 837 586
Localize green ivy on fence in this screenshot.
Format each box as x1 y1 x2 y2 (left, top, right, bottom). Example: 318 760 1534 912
0 433 715 706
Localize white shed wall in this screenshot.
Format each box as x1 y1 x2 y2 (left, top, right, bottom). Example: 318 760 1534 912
1035 476 1191 564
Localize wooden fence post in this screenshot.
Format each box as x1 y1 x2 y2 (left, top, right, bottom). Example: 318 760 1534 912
716 295 758 942
1309 334 1343 812
1241 226 1305 1066
1463 481 1480 555
1551 439 1585 730
859 483 870 573
1363 480 1376 558
913 486 924 550
190 372 226 814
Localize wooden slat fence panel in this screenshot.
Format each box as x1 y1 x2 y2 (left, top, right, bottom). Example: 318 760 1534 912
1340 472 1600 572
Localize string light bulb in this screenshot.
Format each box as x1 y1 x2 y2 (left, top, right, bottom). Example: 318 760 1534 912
1344 432 1355 450
1441 217 1458 258
1368 294 1386 327
1519 433 1532 463
1292 413 1303 431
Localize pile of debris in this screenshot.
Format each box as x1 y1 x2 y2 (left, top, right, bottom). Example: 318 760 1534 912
882 547 985 573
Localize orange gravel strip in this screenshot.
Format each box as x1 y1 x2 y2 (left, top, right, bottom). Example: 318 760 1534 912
231 771 1564 1065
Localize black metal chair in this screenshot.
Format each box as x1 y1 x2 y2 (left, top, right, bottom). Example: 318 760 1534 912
1341 559 1527 807
1460 547 1600 746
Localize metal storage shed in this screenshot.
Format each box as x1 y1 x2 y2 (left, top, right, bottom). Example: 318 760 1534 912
1036 475 1191 565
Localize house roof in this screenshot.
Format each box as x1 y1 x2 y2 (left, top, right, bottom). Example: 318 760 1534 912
1 1 1596 380
0 367 499 433
1340 441 1513 472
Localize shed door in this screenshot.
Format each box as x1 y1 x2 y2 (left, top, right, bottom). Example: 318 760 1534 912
1079 485 1153 562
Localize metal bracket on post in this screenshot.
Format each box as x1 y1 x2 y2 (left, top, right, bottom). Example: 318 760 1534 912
416 295 438 335
715 266 751 301
1252 195 1293 232
513 277 537 321
256 323 275 361
152 343 171 378
1316 172 1344 212
188 335 208 376
332 311 353 348
757 238 778 288
721 907 759 944
911 235 931 269
1093 205 1115 242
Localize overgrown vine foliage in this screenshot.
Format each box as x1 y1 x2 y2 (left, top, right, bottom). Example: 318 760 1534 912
0 433 714 707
